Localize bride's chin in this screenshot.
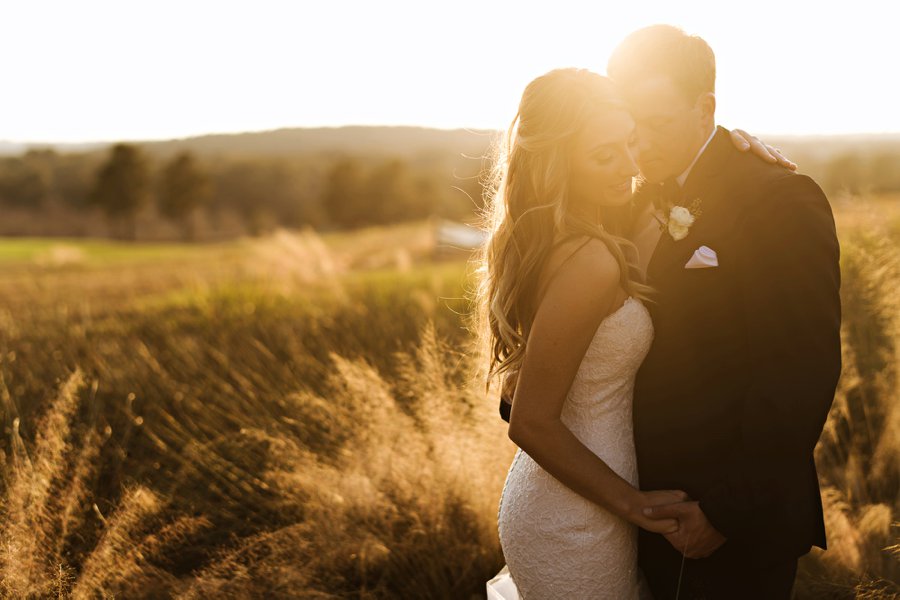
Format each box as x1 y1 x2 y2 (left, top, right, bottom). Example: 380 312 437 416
602 191 634 207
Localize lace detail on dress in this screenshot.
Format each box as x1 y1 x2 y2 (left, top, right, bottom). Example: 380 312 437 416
495 297 654 599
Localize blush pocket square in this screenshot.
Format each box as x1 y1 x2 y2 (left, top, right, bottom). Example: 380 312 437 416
685 245 718 269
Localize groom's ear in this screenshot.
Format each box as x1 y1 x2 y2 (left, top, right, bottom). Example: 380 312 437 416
697 92 716 124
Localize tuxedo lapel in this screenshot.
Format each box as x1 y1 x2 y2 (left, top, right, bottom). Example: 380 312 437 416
647 222 677 283
645 126 734 283
680 126 733 205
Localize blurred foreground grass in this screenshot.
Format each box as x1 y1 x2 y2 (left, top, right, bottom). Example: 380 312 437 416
0 203 897 598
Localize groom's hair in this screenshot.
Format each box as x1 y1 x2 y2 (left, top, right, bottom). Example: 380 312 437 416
607 24 715 103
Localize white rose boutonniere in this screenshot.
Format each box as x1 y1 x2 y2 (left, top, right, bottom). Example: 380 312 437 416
659 198 703 241
667 206 694 241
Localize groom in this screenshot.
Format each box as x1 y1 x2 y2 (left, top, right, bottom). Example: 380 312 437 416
604 25 842 599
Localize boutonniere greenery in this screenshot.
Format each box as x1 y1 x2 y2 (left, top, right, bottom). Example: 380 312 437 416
656 197 703 241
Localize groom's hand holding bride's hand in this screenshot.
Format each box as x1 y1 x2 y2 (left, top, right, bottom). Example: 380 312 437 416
628 490 690 534
643 501 727 559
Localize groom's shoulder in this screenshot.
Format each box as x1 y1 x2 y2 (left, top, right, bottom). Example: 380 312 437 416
725 149 830 214
724 140 803 187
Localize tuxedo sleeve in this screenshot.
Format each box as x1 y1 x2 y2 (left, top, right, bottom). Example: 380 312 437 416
500 397 511 422
697 173 842 539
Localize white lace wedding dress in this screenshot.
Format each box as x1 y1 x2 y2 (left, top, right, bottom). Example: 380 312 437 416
490 296 654 599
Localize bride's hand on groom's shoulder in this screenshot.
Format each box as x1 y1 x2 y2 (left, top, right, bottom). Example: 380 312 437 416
626 490 690 534
729 128 798 171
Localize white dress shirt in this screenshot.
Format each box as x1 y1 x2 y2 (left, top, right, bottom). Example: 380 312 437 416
675 125 717 187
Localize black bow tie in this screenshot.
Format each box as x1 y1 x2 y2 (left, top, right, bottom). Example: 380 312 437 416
658 176 684 207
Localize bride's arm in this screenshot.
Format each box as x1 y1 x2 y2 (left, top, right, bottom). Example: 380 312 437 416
507 238 686 533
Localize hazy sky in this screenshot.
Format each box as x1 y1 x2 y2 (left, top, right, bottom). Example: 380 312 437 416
3 0 899 143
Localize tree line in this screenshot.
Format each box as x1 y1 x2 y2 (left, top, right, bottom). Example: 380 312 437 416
0 144 486 240
0 136 898 241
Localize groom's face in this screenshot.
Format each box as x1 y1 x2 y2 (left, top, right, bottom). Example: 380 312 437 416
620 74 710 184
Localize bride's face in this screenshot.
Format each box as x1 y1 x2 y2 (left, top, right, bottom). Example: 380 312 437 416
568 108 639 210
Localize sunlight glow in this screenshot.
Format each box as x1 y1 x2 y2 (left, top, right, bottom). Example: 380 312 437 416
2 0 899 143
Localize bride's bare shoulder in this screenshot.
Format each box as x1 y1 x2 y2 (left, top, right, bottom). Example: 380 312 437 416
537 236 621 310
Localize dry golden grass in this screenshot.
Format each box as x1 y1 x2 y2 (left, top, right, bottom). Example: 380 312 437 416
174 327 512 598
0 200 897 598
0 368 214 598
794 195 900 599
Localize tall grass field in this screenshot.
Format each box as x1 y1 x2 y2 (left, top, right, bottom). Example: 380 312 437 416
0 198 897 599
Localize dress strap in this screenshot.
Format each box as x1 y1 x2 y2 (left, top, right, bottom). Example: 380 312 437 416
534 235 594 309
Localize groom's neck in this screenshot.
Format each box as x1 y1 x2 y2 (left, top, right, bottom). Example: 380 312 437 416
673 122 716 181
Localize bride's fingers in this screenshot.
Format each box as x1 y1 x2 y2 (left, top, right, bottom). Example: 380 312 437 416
747 136 777 162
732 128 798 170
643 502 690 520
668 519 680 534
769 146 798 170
729 128 752 150
646 489 690 504
731 128 770 159
642 517 680 534
732 128 782 163
655 490 689 501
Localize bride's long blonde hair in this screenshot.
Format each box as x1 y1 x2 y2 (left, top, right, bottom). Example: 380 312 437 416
473 68 653 392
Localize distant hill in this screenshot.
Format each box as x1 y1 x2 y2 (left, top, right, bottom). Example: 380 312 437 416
6 126 900 163
4 127 500 160
0 140 105 156
143 126 499 160
0 141 26 156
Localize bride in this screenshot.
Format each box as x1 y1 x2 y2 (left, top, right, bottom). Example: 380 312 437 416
475 68 790 598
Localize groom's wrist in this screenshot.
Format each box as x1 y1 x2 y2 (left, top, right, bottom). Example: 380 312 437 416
697 492 743 540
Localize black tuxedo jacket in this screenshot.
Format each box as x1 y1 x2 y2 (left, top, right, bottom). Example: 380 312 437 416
633 126 841 558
